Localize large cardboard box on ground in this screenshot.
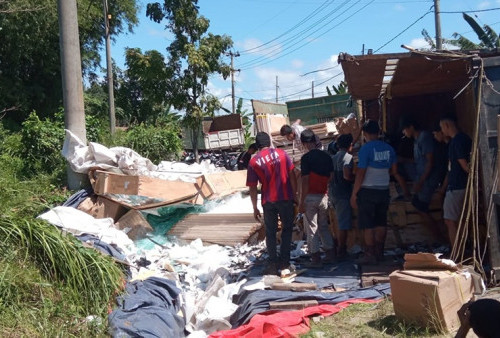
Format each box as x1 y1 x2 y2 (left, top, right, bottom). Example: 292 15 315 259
89 170 214 208
77 195 129 222
389 269 474 332
115 209 153 240
204 170 248 198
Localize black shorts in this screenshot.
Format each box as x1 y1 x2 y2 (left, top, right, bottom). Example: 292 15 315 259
357 188 390 229
412 194 430 213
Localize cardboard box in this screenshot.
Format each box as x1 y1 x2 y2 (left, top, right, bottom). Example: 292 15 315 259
205 170 248 198
77 196 129 222
389 269 474 332
115 209 153 240
89 170 214 206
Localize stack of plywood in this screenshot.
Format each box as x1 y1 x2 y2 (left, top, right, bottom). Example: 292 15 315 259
386 193 444 248
168 213 263 246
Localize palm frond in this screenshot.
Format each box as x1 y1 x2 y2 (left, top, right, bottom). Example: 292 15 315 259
463 12 495 48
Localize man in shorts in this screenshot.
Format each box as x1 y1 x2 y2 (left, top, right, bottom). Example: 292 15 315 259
439 116 471 247
330 134 354 259
247 132 297 275
299 129 335 266
350 120 409 264
401 118 445 242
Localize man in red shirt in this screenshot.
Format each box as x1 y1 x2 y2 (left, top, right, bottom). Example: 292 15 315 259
247 132 297 275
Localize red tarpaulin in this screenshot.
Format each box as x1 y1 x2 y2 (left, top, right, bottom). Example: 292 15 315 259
209 298 380 338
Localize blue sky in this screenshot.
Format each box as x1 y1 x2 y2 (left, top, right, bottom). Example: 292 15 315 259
108 0 500 112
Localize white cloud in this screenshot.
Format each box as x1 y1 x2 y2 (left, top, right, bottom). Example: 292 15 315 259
250 53 345 101
238 38 283 57
394 4 405 11
478 1 491 9
147 29 170 38
408 37 432 50
291 59 304 69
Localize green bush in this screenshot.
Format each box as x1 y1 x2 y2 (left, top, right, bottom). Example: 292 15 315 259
86 113 110 143
124 123 183 163
20 112 66 176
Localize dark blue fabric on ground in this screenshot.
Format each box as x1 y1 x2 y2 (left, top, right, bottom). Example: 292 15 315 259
245 260 361 290
109 277 185 338
62 188 93 208
230 283 391 328
76 234 127 262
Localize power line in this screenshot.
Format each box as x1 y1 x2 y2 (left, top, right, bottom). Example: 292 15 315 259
239 0 334 55
440 7 500 14
240 0 373 70
374 6 434 53
239 0 351 68
279 71 344 100
300 64 340 77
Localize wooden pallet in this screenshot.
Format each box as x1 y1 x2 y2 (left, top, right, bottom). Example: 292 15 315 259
167 213 264 246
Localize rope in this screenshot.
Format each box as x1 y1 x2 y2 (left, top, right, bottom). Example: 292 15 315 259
450 58 486 280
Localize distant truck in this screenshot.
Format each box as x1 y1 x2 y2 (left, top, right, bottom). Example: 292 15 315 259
182 114 245 151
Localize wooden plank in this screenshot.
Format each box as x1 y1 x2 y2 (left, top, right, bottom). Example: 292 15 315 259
271 282 317 291
269 300 319 310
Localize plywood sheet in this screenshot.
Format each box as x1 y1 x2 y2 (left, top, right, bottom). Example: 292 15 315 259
168 213 262 246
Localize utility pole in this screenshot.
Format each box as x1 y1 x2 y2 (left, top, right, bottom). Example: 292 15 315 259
276 76 279 103
434 0 442 50
312 81 314 98
103 0 115 134
57 0 87 190
228 51 240 114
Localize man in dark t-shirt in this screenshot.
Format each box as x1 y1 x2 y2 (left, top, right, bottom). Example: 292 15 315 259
299 129 335 266
439 116 472 247
330 134 354 258
237 143 257 170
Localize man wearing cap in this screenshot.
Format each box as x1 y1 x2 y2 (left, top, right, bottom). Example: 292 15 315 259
247 132 297 275
299 129 335 266
350 120 409 264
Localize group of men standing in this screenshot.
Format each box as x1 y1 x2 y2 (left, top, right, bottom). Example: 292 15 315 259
246 116 472 274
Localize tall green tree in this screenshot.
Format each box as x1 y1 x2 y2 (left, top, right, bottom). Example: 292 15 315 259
146 0 233 160
115 48 173 125
0 0 139 123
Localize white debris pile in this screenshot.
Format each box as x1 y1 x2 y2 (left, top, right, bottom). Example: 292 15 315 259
61 129 224 181
38 203 267 337
128 238 267 336
203 193 256 214
37 206 136 256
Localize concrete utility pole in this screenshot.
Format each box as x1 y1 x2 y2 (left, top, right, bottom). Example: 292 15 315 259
57 0 87 190
312 81 314 98
228 51 240 114
103 0 116 134
434 0 442 50
276 76 279 103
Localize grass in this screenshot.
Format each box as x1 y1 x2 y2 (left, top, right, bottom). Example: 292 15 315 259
0 154 126 336
303 299 450 338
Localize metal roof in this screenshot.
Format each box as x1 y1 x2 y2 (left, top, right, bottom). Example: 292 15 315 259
338 51 475 100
